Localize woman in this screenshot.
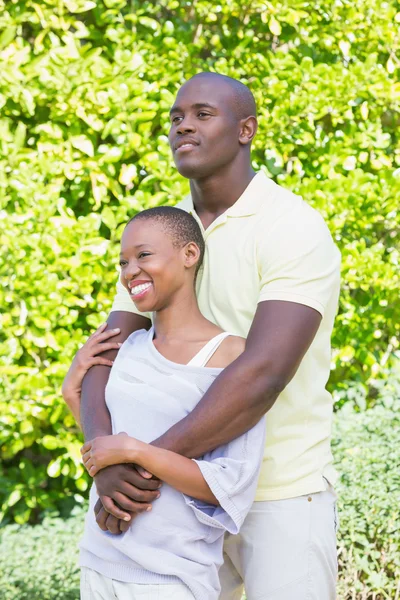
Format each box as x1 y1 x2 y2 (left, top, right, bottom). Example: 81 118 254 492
63 206 265 600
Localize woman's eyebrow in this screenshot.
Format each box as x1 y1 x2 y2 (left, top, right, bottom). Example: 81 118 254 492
119 244 148 255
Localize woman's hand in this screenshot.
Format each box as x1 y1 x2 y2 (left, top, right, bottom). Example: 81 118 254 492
81 432 136 477
62 323 122 405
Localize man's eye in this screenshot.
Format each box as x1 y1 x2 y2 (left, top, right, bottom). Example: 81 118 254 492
198 112 210 118
172 116 183 123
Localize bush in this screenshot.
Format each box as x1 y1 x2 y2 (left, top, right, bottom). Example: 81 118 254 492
1 403 399 600
334 389 400 597
0 0 399 522
0 507 83 600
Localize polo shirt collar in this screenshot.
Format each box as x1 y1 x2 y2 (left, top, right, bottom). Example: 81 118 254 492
179 171 274 219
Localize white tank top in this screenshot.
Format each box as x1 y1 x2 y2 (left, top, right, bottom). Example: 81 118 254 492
186 332 233 368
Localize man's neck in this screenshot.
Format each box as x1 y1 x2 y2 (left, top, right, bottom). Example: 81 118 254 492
190 159 256 221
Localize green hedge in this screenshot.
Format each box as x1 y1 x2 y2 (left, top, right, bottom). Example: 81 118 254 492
0 0 399 523
1 402 399 600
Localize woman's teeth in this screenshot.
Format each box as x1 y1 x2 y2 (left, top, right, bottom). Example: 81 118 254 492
131 283 152 296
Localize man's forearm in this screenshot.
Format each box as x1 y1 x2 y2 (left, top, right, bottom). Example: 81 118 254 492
153 351 282 458
152 301 321 459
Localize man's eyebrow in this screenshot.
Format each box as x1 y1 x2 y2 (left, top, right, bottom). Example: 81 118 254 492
169 102 217 115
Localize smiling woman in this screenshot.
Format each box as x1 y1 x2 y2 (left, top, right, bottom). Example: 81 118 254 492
120 206 206 311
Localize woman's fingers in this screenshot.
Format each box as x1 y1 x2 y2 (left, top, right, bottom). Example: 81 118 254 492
84 458 94 472
82 450 91 463
81 441 92 455
89 464 97 476
87 322 108 341
91 357 114 368
90 341 122 355
91 328 121 343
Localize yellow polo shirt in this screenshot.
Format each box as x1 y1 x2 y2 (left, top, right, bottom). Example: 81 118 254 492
111 172 341 501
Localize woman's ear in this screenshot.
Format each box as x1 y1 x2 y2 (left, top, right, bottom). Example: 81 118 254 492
183 242 201 269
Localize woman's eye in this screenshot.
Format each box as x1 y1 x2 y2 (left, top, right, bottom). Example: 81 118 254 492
138 252 151 258
119 260 127 267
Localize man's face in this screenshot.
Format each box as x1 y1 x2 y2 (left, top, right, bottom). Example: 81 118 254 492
168 77 242 179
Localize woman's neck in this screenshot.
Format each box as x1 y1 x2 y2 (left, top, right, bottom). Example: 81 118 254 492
153 290 210 343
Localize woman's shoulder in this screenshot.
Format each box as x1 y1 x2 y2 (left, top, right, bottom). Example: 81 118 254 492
206 335 246 369
120 327 150 353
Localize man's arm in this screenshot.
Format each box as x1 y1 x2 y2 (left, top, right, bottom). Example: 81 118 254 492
152 300 322 457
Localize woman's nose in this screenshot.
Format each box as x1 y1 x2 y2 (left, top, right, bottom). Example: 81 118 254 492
124 261 141 281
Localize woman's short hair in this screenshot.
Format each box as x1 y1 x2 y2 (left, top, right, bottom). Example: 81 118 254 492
128 206 205 275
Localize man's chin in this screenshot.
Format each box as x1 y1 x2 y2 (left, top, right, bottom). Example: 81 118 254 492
174 160 212 180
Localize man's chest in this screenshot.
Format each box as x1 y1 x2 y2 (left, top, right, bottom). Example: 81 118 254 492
195 220 262 335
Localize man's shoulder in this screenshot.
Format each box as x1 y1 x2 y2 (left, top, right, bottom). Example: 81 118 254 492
256 177 330 235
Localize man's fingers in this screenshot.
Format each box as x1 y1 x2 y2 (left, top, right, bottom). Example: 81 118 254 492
113 491 152 513
101 495 131 522
94 498 103 516
95 506 110 531
119 481 161 504
124 466 161 491
105 513 122 535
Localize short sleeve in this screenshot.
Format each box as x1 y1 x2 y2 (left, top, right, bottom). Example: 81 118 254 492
111 275 152 321
257 206 341 317
183 416 266 534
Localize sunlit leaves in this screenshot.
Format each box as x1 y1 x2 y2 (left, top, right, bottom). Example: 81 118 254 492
0 0 399 529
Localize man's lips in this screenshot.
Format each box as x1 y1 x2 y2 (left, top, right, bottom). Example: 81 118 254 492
174 138 199 152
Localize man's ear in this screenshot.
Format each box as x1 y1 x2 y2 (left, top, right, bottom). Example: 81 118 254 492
183 242 201 269
239 116 258 146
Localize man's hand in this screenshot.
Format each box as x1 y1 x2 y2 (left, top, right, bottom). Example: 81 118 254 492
94 464 162 524
94 499 133 535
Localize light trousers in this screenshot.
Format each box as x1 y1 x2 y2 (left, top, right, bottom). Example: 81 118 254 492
80 567 195 600
219 486 338 600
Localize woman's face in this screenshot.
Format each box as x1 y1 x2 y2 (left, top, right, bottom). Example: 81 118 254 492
119 219 198 313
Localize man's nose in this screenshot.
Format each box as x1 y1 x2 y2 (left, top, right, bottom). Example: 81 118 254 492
176 117 196 135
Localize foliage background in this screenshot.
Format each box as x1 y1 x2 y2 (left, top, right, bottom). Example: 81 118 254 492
0 0 399 597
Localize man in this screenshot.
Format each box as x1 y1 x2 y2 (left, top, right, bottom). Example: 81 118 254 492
78 72 341 599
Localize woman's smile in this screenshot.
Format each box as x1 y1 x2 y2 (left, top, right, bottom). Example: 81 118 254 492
129 280 153 300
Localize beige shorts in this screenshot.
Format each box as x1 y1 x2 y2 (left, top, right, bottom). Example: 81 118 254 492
219 485 338 600
80 567 195 599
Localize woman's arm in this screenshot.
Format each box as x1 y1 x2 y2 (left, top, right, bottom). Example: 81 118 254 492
81 434 218 506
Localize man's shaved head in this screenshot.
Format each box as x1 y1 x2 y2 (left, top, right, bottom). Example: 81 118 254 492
186 72 257 120
169 71 258 179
